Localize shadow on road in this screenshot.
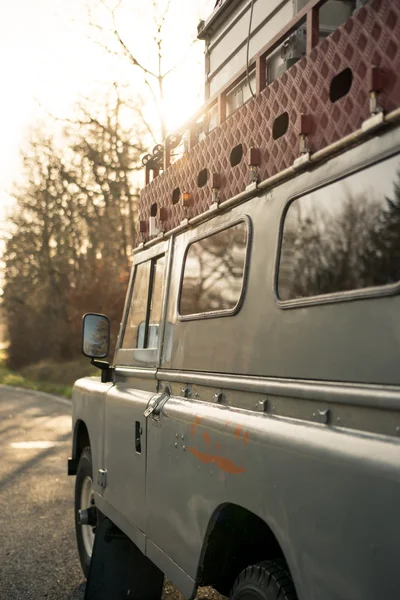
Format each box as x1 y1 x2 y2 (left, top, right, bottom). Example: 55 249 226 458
0 430 71 491
66 581 86 599
0 392 70 420
0 423 18 437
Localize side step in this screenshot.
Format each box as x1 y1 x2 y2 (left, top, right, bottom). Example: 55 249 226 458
84 514 164 600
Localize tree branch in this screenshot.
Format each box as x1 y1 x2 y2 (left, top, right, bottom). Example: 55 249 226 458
108 1 157 80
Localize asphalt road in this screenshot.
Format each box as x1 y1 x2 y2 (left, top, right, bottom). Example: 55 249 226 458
0 386 226 600
0 386 85 600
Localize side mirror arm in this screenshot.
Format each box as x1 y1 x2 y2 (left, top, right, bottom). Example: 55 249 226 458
91 359 115 383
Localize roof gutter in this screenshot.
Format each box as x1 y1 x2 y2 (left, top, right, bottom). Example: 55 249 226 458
198 0 243 40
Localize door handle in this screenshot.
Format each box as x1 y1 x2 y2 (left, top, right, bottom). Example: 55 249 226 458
143 390 170 419
135 421 142 453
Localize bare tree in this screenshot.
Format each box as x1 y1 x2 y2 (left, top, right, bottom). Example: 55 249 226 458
2 1 215 370
85 0 213 141
2 91 145 369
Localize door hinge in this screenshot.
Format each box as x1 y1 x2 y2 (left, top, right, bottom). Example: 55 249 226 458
98 469 108 489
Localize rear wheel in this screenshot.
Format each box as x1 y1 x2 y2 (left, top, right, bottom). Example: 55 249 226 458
75 446 97 577
229 559 297 600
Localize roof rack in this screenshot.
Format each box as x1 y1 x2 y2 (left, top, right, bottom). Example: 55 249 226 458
138 0 400 240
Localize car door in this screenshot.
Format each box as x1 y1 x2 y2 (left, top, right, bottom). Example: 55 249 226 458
102 242 169 548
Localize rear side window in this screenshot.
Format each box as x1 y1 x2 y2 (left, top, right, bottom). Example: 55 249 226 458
122 255 166 349
277 154 400 303
179 219 249 318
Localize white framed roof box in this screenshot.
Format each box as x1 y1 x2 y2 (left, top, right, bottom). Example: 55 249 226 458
198 0 355 102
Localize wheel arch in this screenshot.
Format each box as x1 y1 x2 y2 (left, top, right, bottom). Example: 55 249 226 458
196 503 288 596
73 419 91 461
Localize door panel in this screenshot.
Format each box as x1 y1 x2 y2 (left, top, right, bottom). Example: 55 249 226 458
103 383 153 531
103 248 169 532
145 396 225 576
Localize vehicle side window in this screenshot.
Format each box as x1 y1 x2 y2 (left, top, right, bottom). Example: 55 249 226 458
278 154 400 302
179 220 249 317
147 255 166 348
122 255 166 349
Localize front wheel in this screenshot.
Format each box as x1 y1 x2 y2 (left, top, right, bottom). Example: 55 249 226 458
229 560 298 600
75 446 97 577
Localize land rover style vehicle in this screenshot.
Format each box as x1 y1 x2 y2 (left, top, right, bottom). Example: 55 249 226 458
68 1 400 599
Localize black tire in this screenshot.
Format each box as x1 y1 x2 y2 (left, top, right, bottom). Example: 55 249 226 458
229 559 298 600
74 446 97 577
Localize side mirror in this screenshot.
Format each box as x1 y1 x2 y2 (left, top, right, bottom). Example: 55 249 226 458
82 313 110 359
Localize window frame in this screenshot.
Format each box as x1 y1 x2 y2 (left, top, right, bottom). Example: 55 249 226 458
177 215 252 321
115 240 169 367
274 150 400 309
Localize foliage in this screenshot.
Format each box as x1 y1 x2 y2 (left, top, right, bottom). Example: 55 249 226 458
20 357 97 387
2 1 214 372
0 355 98 399
2 90 144 369
0 357 87 398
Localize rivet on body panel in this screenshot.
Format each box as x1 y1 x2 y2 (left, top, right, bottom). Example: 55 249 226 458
396 426 400 436
182 446 186 451
316 409 330 424
256 399 268 412
174 443 178 448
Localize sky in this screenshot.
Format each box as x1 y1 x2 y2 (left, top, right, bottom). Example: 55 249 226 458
0 0 215 225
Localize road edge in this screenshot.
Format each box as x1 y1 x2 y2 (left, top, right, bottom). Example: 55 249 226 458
0 384 72 406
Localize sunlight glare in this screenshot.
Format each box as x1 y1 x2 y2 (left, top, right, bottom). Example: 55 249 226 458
11 441 60 449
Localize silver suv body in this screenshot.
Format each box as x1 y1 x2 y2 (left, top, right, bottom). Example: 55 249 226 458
69 123 400 600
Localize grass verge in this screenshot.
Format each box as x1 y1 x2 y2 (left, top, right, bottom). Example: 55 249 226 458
0 363 73 397
0 352 97 398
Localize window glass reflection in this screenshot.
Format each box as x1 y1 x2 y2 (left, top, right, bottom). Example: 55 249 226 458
180 221 248 316
122 262 150 349
147 255 166 348
122 256 166 350
278 155 400 301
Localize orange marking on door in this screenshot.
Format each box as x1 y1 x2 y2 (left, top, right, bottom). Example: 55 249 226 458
243 431 249 445
234 426 242 439
187 447 246 475
202 432 211 445
216 443 221 453
191 416 202 437
214 455 246 474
